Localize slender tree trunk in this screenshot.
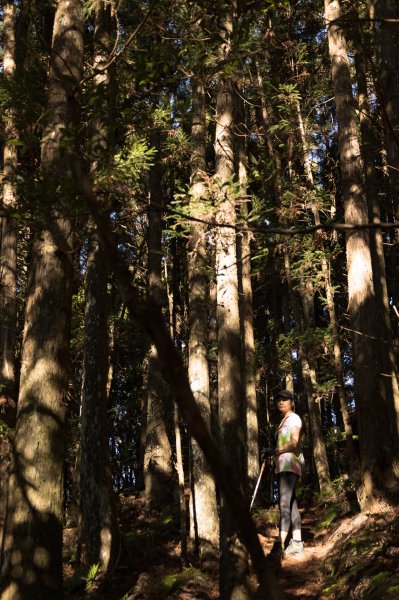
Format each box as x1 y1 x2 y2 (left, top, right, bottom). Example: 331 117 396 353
165 254 188 565
0 1 84 598
234 83 259 492
0 0 18 424
325 0 399 506
209 265 219 432
0 0 18 552
214 3 251 597
80 224 117 571
144 130 174 509
79 0 117 573
188 76 219 557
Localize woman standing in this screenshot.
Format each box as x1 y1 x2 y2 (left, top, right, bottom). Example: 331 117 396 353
261 389 304 558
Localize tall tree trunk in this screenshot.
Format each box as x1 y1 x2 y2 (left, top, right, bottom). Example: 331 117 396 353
325 0 399 506
80 223 117 571
351 12 398 477
188 76 219 557
0 0 18 551
0 0 18 424
214 3 250 597
144 130 174 509
165 253 188 565
234 82 259 492
0 1 84 598
79 0 117 573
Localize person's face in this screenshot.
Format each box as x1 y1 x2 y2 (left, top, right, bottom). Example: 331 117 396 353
277 397 292 415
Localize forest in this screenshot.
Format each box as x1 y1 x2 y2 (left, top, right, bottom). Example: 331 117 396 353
0 0 399 599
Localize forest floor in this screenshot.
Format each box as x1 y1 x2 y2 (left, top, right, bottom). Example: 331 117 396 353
64 486 399 600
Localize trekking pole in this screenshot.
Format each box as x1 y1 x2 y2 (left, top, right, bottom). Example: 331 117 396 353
249 459 267 511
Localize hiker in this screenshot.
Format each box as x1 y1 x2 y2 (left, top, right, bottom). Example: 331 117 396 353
261 389 304 558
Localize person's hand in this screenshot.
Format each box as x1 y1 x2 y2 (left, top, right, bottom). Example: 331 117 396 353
260 447 275 462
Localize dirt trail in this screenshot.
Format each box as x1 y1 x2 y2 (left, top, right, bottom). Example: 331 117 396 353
258 507 330 599
257 502 399 600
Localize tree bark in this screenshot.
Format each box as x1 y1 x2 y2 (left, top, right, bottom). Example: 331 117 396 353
144 130 174 509
0 0 18 425
0 0 18 553
351 11 398 478
214 3 251 597
165 253 188 565
0 1 84 598
325 0 399 506
188 76 219 557
234 82 259 492
80 224 117 571
79 0 118 573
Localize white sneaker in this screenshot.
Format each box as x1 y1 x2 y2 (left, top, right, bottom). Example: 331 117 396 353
284 539 304 557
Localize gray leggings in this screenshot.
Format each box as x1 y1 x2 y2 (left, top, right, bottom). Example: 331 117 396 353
278 472 301 533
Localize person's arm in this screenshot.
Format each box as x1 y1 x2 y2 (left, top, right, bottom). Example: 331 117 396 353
276 426 300 455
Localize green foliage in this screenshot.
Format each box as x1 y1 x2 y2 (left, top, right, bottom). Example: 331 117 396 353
320 508 338 529
162 567 207 596
161 514 174 526
112 136 157 185
163 573 179 593
64 563 100 594
0 419 9 437
84 563 100 591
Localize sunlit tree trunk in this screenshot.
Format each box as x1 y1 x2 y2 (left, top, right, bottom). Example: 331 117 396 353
188 76 219 557
0 1 84 598
0 0 18 424
234 83 259 491
0 0 19 550
144 130 174 509
214 3 251 597
79 0 118 573
325 0 399 506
